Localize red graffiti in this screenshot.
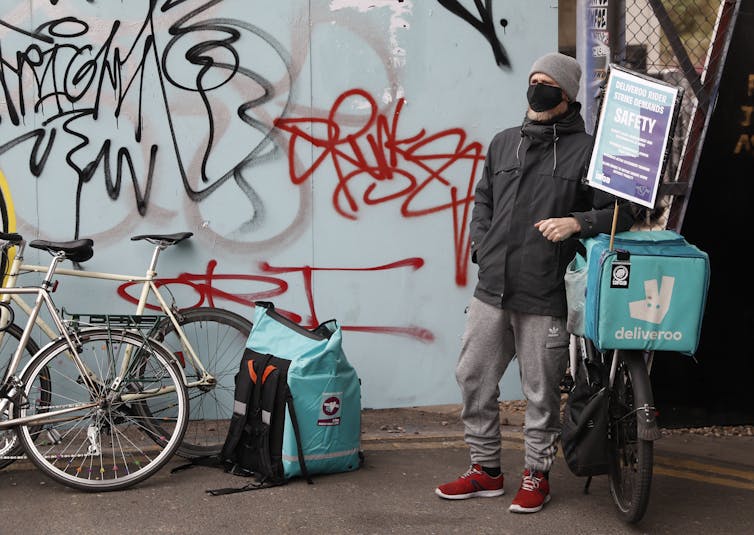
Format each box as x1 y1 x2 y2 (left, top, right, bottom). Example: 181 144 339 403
273 88 485 286
116 258 433 342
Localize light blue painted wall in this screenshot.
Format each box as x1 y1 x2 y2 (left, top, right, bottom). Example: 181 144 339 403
0 1 557 409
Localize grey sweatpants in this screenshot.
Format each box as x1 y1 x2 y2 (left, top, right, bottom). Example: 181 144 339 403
455 297 569 473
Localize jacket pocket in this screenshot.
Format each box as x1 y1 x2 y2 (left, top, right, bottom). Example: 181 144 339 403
545 172 581 198
495 165 519 176
545 338 569 349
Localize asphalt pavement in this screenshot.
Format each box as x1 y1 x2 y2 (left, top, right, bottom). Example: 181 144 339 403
1 405 753 535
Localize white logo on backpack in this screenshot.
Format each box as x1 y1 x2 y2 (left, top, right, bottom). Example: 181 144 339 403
628 276 674 324
318 393 342 426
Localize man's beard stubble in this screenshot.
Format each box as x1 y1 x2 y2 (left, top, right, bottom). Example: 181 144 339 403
526 100 569 123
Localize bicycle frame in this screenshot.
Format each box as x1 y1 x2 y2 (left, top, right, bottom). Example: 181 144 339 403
0 238 187 428
570 334 654 390
6 239 212 388
0 249 115 429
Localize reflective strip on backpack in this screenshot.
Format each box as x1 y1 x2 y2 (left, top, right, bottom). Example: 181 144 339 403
233 400 246 415
282 447 360 462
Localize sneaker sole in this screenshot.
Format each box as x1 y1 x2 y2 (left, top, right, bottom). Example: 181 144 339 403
435 488 505 500
508 494 551 513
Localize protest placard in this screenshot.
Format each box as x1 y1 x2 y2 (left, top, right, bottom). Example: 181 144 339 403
586 65 683 208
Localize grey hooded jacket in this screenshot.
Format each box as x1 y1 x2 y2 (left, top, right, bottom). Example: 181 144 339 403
470 104 634 317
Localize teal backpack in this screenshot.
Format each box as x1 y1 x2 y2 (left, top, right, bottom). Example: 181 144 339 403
246 302 363 479
583 230 710 355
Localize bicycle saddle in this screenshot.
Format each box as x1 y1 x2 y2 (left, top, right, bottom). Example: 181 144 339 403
29 239 94 263
0 232 23 245
130 232 193 245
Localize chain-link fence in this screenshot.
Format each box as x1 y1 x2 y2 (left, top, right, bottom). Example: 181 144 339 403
610 0 738 230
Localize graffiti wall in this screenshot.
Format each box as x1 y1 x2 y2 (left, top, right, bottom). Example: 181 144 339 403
0 1 557 409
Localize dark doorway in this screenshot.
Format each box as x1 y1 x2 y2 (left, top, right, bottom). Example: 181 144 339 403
651 0 754 427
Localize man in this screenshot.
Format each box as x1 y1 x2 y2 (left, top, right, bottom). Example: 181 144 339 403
435 52 634 513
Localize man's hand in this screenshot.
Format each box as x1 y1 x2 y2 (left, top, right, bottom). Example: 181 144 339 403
534 217 581 242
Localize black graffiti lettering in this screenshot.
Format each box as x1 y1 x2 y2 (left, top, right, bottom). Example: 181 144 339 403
70 136 157 237
0 128 56 177
437 0 510 68
0 3 294 239
30 128 57 176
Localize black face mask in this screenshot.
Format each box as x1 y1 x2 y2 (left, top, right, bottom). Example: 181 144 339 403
526 83 564 112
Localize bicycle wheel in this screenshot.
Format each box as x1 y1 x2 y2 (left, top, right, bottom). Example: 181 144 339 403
607 350 654 523
17 328 188 492
0 322 45 469
153 307 252 457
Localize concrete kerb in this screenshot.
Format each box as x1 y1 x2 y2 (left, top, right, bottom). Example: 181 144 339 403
5 402 752 478
360 402 525 446
359 402 754 479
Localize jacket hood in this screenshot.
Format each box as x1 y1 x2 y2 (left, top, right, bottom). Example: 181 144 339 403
516 102 587 175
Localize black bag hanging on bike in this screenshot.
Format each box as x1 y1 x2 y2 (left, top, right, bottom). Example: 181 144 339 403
208 349 311 495
561 357 610 478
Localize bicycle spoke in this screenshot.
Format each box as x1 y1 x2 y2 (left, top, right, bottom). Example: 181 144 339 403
152 308 251 457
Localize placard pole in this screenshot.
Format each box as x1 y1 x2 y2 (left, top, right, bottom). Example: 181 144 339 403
609 200 619 251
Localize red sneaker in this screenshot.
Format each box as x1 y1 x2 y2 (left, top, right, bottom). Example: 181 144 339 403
509 469 551 513
435 464 504 500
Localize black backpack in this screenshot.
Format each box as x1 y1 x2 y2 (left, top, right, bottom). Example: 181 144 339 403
561 351 610 490
208 349 311 495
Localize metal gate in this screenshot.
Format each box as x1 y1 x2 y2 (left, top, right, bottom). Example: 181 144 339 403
581 0 741 230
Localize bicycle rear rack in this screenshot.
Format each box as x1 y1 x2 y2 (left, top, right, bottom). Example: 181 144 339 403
62 310 166 338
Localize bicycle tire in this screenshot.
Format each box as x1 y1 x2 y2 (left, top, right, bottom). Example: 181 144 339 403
607 350 654 524
0 322 45 469
17 328 188 492
152 307 252 457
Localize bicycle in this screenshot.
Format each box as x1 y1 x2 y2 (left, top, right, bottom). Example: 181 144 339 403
0 232 189 491
567 333 659 524
4 232 252 459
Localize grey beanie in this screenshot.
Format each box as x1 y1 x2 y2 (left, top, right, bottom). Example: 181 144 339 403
529 52 581 102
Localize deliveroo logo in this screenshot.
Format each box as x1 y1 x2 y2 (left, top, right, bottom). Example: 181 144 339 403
629 276 674 324
615 275 683 343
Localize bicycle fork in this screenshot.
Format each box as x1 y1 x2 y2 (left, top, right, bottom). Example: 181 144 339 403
614 350 662 441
